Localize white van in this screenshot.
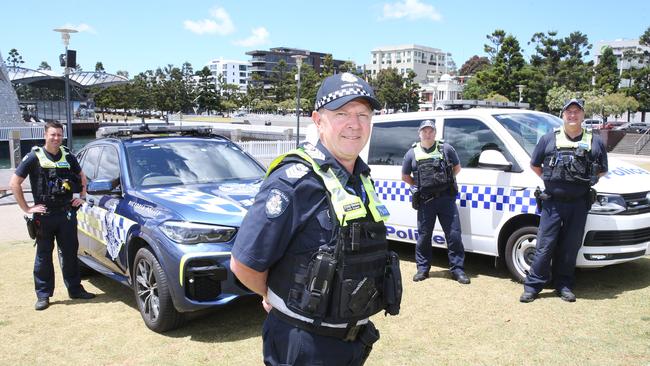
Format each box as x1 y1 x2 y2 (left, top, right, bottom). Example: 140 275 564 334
360 108 650 281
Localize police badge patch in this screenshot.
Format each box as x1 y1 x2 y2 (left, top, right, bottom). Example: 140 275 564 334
265 189 290 218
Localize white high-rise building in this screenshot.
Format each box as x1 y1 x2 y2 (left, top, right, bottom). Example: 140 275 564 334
206 58 251 93
366 44 456 84
594 39 650 88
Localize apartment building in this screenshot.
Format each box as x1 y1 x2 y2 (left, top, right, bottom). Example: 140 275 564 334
366 44 456 84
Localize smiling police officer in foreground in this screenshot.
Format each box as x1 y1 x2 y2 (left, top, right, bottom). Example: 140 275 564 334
520 98 608 303
231 72 402 366
402 120 470 284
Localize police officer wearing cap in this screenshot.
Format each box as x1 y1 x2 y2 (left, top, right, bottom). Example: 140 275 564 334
402 120 470 284
231 72 402 366
10 121 95 311
520 98 608 303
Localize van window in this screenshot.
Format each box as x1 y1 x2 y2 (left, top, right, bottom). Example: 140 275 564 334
493 112 561 156
368 120 422 166
443 118 515 168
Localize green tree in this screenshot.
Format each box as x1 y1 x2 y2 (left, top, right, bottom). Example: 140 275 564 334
557 31 593 92
474 34 526 101
321 54 335 77
38 61 51 70
545 85 574 114
270 59 291 103
484 30 506 63
95 62 105 73
195 66 220 114
371 68 420 111
116 70 129 79
593 47 620 94
6 48 24 67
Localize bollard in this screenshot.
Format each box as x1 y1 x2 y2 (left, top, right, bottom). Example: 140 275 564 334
231 129 241 142
8 130 22 168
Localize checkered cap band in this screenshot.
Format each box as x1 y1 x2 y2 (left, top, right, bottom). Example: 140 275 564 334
314 87 373 110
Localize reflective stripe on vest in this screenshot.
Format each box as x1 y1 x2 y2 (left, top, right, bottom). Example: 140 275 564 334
267 145 389 226
555 128 592 151
34 147 71 169
413 141 443 161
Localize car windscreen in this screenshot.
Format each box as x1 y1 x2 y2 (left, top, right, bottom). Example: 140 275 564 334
492 113 562 156
126 139 265 187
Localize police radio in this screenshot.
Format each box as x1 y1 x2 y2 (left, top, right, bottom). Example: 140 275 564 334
304 248 337 314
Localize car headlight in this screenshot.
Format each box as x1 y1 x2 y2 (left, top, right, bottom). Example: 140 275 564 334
589 193 626 215
160 221 236 244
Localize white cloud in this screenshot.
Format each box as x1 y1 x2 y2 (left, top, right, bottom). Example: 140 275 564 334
233 27 270 47
184 7 235 35
381 0 442 21
60 23 96 34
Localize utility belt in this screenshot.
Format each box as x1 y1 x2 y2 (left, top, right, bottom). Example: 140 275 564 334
270 308 380 345
420 186 453 201
34 203 76 216
412 186 454 210
534 187 596 210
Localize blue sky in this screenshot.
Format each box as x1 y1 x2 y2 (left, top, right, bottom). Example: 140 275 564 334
2 0 648 77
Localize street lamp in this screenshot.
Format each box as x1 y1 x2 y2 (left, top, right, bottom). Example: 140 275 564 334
53 28 78 148
516 84 525 103
292 54 307 147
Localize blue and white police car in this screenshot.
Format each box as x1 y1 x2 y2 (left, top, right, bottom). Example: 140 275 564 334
359 108 650 281
75 125 263 332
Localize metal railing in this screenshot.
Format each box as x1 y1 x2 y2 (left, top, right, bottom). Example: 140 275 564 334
633 128 650 154
0 125 52 141
238 140 297 167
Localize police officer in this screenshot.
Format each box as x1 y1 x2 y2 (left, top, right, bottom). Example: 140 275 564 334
520 98 608 303
402 120 470 284
10 122 95 311
230 73 402 366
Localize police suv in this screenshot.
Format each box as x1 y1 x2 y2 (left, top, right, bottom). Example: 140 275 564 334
362 108 650 281
75 125 263 332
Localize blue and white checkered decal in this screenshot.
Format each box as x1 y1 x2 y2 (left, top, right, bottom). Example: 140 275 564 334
143 187 247 216
77 202 137 260
374 180 538 214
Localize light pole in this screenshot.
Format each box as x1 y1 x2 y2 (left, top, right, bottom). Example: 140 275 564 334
516 84 525 103
292 54 306 147
54 28 78 148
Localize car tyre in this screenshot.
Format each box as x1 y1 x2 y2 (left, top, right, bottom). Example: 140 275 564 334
133 247 184 332
505 226 539 283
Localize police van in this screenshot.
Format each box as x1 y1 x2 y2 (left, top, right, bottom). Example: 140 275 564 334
360 108 650 281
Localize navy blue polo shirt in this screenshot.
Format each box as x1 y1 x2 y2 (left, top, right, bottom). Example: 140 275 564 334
231 142 371 272
530 130 608 197
402 142 460 192
15 148 82 196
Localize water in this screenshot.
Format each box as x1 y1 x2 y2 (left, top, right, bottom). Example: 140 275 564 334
0 134 95 169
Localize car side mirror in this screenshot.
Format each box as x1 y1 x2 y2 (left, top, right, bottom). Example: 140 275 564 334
88 178 121 196
478 150 512 171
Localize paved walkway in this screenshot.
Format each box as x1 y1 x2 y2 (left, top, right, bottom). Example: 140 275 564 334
0 204 30 243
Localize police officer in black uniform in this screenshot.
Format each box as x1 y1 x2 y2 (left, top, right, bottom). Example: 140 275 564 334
402 120 470 284
10 121 95 311
230 73 402 366
520 99 608 303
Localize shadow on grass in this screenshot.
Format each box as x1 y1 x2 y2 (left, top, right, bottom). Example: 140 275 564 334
388 240 510 282
575 257 650 300
389 240 650 297
80 271 266 342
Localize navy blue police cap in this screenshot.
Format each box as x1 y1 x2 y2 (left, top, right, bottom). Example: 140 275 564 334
561 98 585 113
419 119 436 131
314 72 382 111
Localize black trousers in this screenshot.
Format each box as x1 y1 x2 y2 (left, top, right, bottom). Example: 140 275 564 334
33 211 83 299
